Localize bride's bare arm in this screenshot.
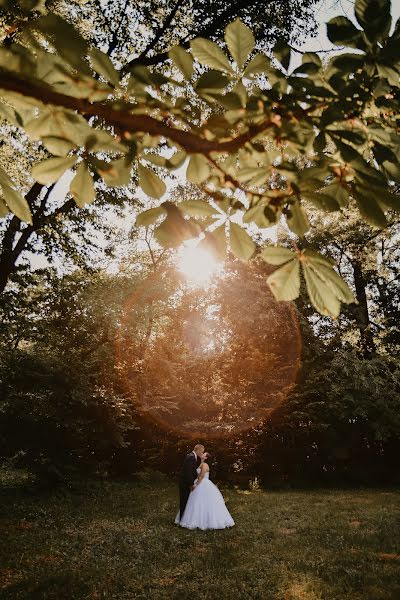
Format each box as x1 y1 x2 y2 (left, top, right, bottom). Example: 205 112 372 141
195 463 209 486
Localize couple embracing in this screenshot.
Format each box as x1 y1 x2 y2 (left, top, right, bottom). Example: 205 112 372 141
175 444 235 530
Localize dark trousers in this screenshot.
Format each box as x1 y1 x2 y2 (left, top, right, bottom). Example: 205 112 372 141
179 483 191 520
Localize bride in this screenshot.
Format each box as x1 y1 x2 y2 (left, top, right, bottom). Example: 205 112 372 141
175 452 235 530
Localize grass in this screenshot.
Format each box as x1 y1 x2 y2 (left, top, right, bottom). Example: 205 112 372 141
0 470 399 600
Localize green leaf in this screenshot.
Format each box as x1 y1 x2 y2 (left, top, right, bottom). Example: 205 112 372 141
326 16 365 48
376 63 399 86
273 40 291 71
190 38 233 73
169 45 193 80
302 249 336 268
267 259 300 301
355 0 391 42
354 188 387 229
0 163 32 222
231 81 247 107
186 154 210 184
243 204 276 228
32 156 77 184
135 206 166 226
291 62 320 76
0 183 32 224
319 181 350 208
261 246 296 265
301 191 341 212
377 189 400 212
195 70 231 95
303 263 341 317
229 222 255 260
302 52 322 68
96 157 132 187
179 200 216 217
154 212 195 248
165 151 187 170
42 136 77 157
328 128 367 146
243 53 271 77
312 264 354 304
32 14 91 75
202 224 227 260
138 163 166 198
224 18 255 70
0 165 16 189
89 48 119 86
0 102 18 125
287 201 310 237
0 198 9 218
70 161 96 207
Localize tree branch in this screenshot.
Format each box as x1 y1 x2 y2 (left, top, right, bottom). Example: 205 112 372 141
107 0 131 55
136 0 184 60
0 182 44 292
122 0 262 71
0 72 275 154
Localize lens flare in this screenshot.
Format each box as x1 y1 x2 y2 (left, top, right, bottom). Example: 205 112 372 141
177 244 220 284
112 267 302 439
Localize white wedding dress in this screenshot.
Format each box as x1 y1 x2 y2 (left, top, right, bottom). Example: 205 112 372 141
175 468 235 530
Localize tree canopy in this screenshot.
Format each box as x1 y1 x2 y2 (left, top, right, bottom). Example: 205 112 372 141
0 0 399 317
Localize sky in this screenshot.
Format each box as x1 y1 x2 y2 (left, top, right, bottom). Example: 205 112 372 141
27 0 400 272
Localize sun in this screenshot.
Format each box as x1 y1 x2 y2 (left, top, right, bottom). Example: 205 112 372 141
177 243 220 284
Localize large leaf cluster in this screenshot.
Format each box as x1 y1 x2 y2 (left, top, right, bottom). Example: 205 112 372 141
0 0 399 316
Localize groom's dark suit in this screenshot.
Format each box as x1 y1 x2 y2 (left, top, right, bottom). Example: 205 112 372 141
179 452 201 519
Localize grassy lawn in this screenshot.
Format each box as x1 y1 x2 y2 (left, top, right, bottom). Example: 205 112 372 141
0 470 399 600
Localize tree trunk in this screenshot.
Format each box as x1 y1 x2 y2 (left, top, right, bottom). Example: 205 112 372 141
351 259 376 358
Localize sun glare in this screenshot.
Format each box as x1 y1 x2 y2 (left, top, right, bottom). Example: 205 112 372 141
177 244 220 284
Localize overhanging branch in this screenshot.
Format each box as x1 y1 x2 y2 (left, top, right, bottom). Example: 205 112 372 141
0 72 275 154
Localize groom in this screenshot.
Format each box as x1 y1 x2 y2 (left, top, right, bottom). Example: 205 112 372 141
179 444 204 520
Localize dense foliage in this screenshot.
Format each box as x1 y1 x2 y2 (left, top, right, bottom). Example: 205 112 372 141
0 0 399 316
0 0 319 295
1 228 399 485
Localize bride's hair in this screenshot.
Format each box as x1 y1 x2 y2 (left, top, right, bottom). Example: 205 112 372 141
203 452 211 463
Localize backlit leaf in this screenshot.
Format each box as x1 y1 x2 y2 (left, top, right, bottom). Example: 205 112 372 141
243 53 271 77
89 48 119 86
303 263 341 317
0 183 32 224
70 161 96 207
32 156 77 184
169 45 193 80
224 18 255 70
186 154 210 184
179 199 217 217
138 164 166 198
261 246 297 266
229 222 255 260
267 259 300 301
287 201 310 237
136 206 166 226
191 38 233 73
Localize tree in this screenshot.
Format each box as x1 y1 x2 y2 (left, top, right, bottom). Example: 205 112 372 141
126 257 300 437
0 0 399 319
0 268 141 482
252 350 400 486
298 208 400 357
0 0 320 293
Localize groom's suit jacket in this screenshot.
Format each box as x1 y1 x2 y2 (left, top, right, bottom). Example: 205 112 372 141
181 452 200 488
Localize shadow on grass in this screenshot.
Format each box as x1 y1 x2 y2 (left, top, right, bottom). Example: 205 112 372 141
2 573 90 600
